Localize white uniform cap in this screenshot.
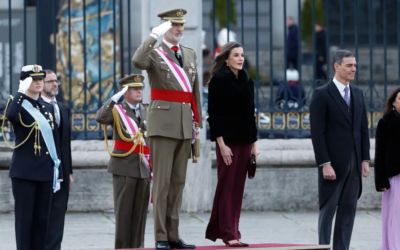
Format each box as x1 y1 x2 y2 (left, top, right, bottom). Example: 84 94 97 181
286 68 300 81
202 30 207 50
21 65 43 72
217 28 237 47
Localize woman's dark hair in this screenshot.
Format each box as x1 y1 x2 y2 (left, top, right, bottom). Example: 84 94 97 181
207 41 243 85
384 86 400 115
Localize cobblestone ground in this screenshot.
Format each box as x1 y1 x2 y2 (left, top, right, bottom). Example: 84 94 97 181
0 210 381 250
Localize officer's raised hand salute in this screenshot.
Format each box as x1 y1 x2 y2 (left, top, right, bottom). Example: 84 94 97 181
150 21 172 38
18 76 33 93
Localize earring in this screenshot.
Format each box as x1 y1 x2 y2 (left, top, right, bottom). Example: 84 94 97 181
226 61 228 66
393 106 395 110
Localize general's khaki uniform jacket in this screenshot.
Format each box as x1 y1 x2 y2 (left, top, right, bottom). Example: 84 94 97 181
132 36 202 140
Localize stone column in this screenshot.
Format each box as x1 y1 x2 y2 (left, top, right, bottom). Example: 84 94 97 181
140 0 212 212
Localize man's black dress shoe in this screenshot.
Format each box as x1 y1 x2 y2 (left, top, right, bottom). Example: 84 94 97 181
156 241 171 250
169 239 196 249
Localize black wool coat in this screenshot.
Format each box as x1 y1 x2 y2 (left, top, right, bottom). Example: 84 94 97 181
207 65 258 144
374 110 400 191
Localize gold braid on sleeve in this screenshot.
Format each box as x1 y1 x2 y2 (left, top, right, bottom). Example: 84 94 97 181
103 106 144 158
1 96 40 154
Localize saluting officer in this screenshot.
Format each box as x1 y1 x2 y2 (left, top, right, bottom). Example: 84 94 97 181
96 75 151 249
2 64 63 250
132 8 202 250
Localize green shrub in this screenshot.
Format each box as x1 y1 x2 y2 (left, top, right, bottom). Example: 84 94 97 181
301 0 325 43
209 0 237 29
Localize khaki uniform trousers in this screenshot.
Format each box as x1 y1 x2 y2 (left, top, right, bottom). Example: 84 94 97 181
113 175 150 249
149 136 191 241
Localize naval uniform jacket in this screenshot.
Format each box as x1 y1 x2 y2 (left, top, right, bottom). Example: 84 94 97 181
6 92 63 182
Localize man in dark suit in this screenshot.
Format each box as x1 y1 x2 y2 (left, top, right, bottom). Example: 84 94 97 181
315 23 327 82
286 17 299 70
41 69 73 250
310 50 370 250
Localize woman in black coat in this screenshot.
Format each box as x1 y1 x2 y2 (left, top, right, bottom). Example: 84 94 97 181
374 86 400 250
205 42 259 247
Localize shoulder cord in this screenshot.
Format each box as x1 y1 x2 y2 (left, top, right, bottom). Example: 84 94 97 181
1 96 41 154
103 106 143 158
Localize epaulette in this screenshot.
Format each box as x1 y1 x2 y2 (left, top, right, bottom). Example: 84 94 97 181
181 44 194 52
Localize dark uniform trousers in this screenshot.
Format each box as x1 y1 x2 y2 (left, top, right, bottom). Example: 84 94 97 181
12 179 53 250
113 175 150 249
149 136 191 241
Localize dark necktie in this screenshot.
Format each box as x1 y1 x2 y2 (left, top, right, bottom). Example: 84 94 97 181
132 108 140 123
171 46 183 67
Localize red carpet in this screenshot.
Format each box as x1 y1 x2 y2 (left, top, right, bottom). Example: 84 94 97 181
120 243 330 250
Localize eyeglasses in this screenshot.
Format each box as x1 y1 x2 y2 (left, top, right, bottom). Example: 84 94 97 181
44 80 62 85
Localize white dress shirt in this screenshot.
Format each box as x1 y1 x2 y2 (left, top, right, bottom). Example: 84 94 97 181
163 39 182 57
126 101 141 119
333 77 351 105
41 95 61 125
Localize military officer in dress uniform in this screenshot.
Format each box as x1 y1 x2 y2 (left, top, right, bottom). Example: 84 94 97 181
132 9 202 250
95 74 151 249
1 64 63 250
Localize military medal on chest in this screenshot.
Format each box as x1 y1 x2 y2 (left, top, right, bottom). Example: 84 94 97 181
190 63 196 82
48 112 54 130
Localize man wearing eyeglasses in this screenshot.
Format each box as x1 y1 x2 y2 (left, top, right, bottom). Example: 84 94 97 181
41 69 73 250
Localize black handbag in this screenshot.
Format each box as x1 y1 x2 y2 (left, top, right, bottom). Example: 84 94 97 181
247 154 257 179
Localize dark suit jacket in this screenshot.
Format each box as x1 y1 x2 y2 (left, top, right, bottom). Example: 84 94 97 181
310 80 370 208
374 110 400 191
41 99 73 185
58 102 73 179
286 24 299 59
7 93 63 182
316 30 327 63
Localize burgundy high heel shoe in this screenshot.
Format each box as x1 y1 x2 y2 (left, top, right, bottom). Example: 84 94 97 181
238 242 249 247
223 240 245 247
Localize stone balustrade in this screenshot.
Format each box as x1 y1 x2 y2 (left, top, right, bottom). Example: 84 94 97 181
0 139 380 213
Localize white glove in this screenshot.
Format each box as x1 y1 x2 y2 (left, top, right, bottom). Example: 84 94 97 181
111 86 128 102
151 21 172 38
18 77 33 94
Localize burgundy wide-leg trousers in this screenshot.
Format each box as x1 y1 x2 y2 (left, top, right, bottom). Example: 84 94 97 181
205 142 252 242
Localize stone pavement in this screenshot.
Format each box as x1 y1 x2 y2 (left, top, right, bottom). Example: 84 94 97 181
0 210 381 250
